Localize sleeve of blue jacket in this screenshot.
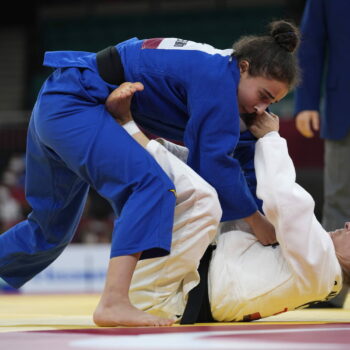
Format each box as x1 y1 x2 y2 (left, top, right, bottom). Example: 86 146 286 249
294 0 326 114
234 131 263 213
184 65 258 222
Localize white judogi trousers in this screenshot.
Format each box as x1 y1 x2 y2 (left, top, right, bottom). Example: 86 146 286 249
130 140 222 319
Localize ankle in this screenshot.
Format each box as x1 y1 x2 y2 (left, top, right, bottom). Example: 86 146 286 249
99 292 130 308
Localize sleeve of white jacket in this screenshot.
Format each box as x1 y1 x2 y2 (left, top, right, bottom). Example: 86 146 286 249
255 132 342 295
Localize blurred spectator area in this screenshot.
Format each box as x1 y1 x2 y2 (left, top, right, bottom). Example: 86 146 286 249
0 119 114 242
2 0 321 241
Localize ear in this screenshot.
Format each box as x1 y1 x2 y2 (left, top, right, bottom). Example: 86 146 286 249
239 60 250 74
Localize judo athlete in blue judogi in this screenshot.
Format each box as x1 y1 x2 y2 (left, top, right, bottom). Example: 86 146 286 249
0 19 300 327
105 24 298 245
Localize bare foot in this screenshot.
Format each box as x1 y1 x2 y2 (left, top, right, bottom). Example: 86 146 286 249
93 300 174 327
106 82 144 124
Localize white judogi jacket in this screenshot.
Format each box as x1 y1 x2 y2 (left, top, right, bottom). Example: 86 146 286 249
209 132 343 321
130 133 342 322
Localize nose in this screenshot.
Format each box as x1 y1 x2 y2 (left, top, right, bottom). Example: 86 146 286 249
254 103 269 115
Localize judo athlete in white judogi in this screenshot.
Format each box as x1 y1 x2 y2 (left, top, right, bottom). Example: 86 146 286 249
120 110 346 323
209 132 343 321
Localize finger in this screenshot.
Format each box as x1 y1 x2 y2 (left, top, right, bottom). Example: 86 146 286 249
296 113 315 138
303 120 314 137
297 118 314 138
264 238 277 246
311 114 320 131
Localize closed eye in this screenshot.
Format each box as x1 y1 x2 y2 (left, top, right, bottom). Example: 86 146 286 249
259 92 271 103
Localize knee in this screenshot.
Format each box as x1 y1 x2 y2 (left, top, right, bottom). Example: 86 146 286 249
178 176 222 229
138 168 176 205
194 182 222 225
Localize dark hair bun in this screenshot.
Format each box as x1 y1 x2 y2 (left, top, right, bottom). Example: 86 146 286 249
269 20 300 53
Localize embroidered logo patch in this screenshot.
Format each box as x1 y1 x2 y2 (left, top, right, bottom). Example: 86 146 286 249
174 39 188 47
141 38 164 49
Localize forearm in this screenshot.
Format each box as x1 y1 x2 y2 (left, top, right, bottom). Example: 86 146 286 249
243 210 259 225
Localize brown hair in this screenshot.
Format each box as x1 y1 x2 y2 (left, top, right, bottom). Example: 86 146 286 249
232 20 301 89
335 247 350 285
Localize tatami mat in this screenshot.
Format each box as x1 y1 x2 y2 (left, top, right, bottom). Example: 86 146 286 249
1 293 349 350
0 293 349 331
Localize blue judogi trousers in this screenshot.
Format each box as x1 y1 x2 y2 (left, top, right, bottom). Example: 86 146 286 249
0 66 176 288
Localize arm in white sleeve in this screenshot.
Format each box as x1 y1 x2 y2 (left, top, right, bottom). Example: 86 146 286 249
254 132 342 293
155 138 189 163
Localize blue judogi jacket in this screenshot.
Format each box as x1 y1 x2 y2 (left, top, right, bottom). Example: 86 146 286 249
44 37 260 221
117 37 260 220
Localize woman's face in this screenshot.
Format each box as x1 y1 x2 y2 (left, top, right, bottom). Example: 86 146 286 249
237 60 289 117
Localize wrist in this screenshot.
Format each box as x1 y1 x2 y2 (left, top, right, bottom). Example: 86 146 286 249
263 131 279 138
119 111 133 125
243 210 259 224
133 132 150 148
